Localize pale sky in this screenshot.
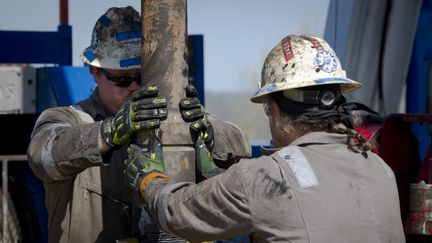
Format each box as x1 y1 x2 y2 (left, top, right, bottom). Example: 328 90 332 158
0 0 329 92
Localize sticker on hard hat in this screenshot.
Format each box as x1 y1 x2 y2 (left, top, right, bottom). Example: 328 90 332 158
301 35 324 51
119 58 141 68
314 51 337 73
281 36 294 62
116 30 141 41
83 49 97 62
98 15 112 27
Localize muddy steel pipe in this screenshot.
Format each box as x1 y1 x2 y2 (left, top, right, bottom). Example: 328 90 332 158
140 0 194 182
139 1 192 241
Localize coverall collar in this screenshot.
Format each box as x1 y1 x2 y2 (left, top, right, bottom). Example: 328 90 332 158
290 132 347 147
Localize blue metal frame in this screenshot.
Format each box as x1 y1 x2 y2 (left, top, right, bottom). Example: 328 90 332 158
406 0 432 160
188 35 205 105
0 24 72 65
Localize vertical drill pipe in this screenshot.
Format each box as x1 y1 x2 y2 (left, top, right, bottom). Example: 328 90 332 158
140 0 194 183
139 2 192 240
141 0 188 110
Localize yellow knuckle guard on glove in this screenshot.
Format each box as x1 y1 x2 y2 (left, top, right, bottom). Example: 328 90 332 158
101 84 168 147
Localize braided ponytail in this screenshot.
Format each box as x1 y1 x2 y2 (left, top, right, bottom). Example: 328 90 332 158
330 123 371 158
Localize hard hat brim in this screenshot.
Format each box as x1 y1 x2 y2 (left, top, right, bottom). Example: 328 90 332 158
250 77 362 103
79 47 141 70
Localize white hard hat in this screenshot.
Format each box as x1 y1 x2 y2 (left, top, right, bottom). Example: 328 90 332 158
80 6 141 70
251 35 361 103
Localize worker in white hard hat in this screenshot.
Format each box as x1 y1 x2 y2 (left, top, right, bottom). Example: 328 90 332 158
27 6 250 243
123 34 405 242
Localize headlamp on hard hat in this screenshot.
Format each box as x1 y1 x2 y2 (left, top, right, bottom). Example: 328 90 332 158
283 86 342 110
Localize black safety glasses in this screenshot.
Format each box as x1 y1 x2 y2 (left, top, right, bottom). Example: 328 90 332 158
100 69 142 88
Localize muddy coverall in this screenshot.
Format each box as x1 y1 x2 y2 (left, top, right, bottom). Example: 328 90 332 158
143 132 405 243
27 89 251 243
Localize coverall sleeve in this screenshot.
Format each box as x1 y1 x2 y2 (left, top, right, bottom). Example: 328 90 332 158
143 162 253 242
27 106 104 183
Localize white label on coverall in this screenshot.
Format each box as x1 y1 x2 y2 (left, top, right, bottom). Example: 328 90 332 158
277 146 319 189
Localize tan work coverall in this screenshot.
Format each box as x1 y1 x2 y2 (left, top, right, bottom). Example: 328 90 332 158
143 132 405 243
27 89 251 243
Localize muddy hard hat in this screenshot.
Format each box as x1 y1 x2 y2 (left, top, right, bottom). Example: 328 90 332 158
80 6 141 70
250 34 361 103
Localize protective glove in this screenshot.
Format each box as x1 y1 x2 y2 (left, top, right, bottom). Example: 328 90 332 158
179 85 214 145
195 137 223 179
124 135 169 192
179 85 222 180
101 84 168 147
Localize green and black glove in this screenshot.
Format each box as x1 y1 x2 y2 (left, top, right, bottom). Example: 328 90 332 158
179 85 214 145
179 85 221 180
124 139 168 192
101 84 168 147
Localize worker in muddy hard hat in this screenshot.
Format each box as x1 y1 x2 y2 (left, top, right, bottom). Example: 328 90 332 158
123 34 405 242
27 6 250 243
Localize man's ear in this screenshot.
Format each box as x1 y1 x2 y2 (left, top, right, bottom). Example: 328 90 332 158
90 66 100 76
269 99 281 120
90 66 101 84
267 99 282 132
